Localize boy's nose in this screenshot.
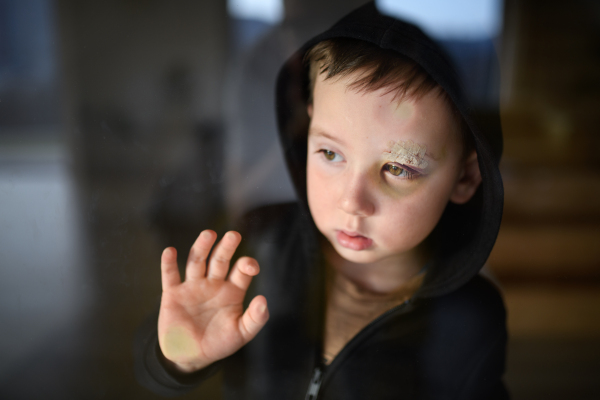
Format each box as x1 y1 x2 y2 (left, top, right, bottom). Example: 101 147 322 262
337 173 375 217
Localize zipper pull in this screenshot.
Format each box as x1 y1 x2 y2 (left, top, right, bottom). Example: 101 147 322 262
305 366 323 400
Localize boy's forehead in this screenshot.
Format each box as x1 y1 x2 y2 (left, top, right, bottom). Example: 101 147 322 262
313 71 441 126
391 101 415 121
315 68 430 105
312 73 457 159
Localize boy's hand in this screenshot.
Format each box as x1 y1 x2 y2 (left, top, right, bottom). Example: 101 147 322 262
157 230 269 373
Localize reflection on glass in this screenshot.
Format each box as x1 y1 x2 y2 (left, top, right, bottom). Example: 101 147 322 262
2 1 599 399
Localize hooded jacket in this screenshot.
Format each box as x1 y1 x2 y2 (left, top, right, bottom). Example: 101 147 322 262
135 3 507 399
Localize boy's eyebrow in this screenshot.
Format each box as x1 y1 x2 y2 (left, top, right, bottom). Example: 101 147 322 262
383 140 440 161
307 127 345 145
383 140 433 169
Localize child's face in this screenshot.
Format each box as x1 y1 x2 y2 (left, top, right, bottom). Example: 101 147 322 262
306 72 472 266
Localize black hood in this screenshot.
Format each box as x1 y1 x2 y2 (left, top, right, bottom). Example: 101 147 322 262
275 2 504 298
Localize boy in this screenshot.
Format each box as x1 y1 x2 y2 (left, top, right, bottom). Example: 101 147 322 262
135 3 507 399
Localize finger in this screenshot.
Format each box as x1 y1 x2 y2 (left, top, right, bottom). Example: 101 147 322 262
161 247 181 290
186 230 217 281
238 295 269 342
227 256 259 291
206 231 241 280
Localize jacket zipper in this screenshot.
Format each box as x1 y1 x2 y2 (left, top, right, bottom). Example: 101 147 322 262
304 366 323 400
304 300 412 399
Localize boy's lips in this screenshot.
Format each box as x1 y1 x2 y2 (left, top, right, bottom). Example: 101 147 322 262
336 230 373 251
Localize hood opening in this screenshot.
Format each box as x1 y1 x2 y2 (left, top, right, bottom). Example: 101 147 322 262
275 2 504 298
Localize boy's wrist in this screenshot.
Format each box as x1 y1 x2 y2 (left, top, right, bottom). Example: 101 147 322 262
160 351 210 375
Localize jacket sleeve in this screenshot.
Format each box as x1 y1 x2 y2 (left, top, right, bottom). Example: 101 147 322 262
133 308 221 397
450 276 510 400
455 330 509 400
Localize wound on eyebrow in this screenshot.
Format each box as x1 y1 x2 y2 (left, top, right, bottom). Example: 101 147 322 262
384 140 429 169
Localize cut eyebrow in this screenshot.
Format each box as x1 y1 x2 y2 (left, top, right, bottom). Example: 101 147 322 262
382 144 437 163
380 151 436 161
308 127 346 145
382 153 419 165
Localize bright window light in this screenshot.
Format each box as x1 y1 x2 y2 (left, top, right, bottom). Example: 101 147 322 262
376 0 503 39
227 0 284 24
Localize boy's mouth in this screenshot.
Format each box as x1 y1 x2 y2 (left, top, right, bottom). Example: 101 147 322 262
336 230 373 251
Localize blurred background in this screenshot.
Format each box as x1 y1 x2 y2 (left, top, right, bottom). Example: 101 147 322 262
0 0 598 398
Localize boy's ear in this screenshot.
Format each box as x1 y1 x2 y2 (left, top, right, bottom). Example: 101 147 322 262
449 150 482 204
307 103 313 118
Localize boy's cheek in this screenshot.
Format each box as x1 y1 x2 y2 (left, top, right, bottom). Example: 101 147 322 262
307 177 334 211
378 178 425 199
307 158 340 186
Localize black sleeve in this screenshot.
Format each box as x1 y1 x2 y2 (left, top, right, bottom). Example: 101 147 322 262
455 330 509 400
133 308 222 397
451 276 510 400
419 275 510 400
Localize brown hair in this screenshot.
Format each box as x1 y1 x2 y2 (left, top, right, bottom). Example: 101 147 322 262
304 38 473 154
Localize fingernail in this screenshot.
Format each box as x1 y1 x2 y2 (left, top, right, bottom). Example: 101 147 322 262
259 304 266 314
201 231 212 239
226 231 238 241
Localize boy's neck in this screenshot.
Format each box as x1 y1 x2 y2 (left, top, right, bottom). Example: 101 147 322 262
322 240 427 297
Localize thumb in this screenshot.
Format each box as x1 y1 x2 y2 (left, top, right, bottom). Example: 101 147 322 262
238 295 269 342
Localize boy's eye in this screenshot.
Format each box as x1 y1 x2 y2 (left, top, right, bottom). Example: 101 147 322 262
320 149 342 162
387 164 404 176
384 163 414 179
